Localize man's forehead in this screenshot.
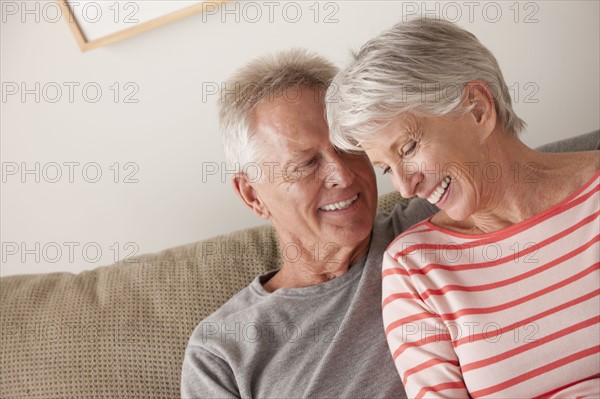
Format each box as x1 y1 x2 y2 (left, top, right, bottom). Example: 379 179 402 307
250 86 330 159
254 115 328 146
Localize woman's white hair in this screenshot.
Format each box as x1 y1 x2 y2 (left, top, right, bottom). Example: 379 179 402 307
219 48 338 171
327 18 526 152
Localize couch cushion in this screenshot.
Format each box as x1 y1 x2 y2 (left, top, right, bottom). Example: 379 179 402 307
0 192 404 398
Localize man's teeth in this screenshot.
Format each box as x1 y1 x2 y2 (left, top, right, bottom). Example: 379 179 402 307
427 177 451 204
320 194 359 211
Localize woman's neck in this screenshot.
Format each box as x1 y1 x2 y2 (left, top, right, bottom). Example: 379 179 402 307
434 131 599 234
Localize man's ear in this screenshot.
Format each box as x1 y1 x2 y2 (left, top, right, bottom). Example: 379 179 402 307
464 80 497 140
232 173 270 219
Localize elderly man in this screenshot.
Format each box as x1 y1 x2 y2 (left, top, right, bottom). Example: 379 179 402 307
181 48 599 398
181 49 436 398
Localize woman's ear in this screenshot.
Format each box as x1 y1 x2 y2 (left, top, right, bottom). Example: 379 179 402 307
464 80 497 139
232 173 270 219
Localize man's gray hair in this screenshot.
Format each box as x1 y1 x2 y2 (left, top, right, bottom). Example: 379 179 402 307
327 18 526 152
219 48 338 170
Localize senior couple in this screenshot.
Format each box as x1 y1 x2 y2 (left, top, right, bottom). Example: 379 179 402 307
182 19 600 398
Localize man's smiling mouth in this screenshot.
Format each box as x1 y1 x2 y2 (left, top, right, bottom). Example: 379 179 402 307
319 194 359 211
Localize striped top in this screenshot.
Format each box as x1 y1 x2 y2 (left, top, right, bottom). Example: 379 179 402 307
382 172 600 398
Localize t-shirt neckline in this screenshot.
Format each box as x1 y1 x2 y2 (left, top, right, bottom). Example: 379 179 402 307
250 254 367 298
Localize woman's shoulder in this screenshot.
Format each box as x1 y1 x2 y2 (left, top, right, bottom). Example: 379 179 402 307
538 149 597 182
571 149 599 166
560 150 599 187
386 218 443 254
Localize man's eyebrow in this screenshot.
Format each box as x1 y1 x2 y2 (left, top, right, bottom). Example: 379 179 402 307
277 148 314 165
290 148 312 155
286 148 316 159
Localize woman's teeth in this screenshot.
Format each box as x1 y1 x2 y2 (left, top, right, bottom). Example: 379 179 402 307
427 176 451 204
320 194 359 211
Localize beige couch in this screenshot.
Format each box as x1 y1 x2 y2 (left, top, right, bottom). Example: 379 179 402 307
0 192 405 398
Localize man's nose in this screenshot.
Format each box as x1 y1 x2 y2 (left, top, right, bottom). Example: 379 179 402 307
323 156 355 189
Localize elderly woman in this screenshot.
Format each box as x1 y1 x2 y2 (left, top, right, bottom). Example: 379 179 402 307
327 19 599 398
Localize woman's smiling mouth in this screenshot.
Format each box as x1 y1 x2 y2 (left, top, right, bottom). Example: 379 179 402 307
427 176 451 204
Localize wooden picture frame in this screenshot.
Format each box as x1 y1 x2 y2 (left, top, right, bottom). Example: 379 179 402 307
58 0 229 52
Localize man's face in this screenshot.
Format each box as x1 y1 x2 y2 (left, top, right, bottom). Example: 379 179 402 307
246 86 378 252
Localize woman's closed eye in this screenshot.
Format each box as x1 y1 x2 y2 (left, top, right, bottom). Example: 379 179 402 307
402 141 417 157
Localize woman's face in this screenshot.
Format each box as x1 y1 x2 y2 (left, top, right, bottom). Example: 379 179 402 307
362 112 492 222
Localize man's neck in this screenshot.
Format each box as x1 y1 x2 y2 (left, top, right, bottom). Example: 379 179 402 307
263 236 371 292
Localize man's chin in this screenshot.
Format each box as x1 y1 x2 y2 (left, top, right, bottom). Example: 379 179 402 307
327 222 372 247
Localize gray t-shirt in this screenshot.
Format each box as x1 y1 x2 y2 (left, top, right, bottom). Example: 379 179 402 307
181 199 437 399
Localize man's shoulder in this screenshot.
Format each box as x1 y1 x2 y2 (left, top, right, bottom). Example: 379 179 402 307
365 198 437 266
187 275 269 347
203 285 257 323
536 130 600 153
374 197 437 236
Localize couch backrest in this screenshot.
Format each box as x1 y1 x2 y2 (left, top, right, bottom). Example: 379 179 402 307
0 192 405 398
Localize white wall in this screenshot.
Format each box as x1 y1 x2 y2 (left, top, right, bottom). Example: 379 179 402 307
1 1 598 276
